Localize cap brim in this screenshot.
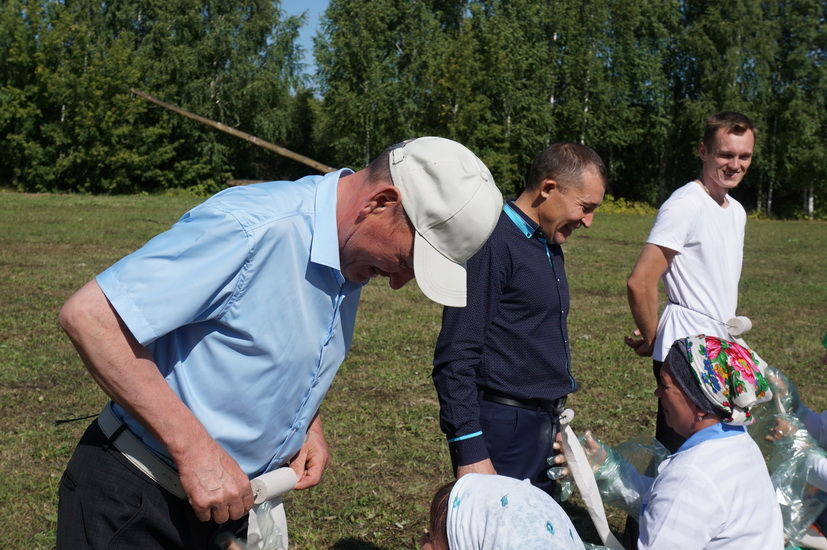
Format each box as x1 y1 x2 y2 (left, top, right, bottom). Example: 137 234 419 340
413 231 467 307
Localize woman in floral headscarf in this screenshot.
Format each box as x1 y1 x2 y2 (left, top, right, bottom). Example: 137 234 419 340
553 335 784 549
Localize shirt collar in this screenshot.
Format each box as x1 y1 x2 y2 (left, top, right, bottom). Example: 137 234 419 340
310 168 353 275
502 201 544 240
677 422 746 453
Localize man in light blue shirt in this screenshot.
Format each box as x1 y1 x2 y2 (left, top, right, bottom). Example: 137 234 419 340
56 137 503 549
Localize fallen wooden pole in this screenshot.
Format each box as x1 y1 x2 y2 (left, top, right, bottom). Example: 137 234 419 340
130 88 337 174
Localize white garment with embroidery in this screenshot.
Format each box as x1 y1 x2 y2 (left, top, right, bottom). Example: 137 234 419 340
447 474 584 550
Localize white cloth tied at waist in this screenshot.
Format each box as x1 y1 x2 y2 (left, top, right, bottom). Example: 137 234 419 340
665 299 752 336
247 467 297 550
657 301 752 356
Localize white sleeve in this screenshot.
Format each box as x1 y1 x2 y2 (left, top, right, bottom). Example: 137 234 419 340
801 407 827 449
646 194 696 254
638 464 723 550
807 454 827 492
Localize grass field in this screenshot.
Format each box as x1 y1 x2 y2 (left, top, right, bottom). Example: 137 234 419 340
1 191 825 549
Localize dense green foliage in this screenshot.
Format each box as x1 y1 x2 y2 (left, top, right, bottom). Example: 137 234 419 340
1 0 825 216
1 0 312 194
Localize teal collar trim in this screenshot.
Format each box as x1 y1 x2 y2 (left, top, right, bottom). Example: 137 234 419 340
503 202 540 239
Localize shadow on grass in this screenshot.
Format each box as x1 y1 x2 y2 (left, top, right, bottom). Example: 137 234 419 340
332 538 387 550
561 499 619 546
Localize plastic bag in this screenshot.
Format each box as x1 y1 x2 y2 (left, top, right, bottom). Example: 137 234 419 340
767 414 827 544
215 467 296 550
547 462 575 502
547 426 609 502
215 500 289 550
764 365 804 417
550 431 667 520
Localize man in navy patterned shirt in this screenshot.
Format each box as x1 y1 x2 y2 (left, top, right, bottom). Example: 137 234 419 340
433 143 606 496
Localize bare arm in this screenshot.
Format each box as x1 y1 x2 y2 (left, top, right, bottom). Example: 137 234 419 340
59 280 253 523
625 244 675 357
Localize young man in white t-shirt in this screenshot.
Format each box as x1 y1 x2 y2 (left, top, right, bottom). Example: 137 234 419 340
620 111 757 549
625 111 757 452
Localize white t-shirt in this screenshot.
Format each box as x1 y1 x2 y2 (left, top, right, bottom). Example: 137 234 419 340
639 431 784 550
647 181 746 360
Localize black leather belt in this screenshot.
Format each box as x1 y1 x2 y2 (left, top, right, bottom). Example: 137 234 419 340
480 389 567 414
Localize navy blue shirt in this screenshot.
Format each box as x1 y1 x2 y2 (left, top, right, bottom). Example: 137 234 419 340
432 201 575 466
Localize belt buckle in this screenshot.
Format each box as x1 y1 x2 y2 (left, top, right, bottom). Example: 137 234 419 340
549 396 567 414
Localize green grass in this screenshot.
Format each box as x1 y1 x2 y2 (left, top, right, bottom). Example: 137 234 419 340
1 192 825 549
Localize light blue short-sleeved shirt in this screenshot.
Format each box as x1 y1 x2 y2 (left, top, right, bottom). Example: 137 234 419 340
97 169 362 476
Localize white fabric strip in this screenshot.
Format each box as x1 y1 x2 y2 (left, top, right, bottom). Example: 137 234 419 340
560 423 623 549
246 467 297 550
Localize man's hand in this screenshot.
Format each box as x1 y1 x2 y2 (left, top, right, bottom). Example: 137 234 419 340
59 280 254 524
289 414 330 490
548 434 570 481
457 458 497 478
624 329 654 357
177 440 254 524
549 430 608 477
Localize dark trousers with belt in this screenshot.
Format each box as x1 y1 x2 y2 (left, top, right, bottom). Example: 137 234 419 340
451 391 565 499
57 420 247 550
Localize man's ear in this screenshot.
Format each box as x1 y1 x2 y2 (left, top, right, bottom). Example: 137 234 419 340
538 178 558 199
358 185 402 218
698 140 708 159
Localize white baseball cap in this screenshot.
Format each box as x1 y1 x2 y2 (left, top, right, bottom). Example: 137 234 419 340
389 137 503 307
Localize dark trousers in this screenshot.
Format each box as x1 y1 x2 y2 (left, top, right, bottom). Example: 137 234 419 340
621 359 687 549
57 420 247 550
451 398 561 498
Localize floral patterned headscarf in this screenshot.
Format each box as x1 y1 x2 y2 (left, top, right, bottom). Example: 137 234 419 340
675 335 772 426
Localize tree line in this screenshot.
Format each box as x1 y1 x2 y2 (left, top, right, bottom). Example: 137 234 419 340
1 0 824 217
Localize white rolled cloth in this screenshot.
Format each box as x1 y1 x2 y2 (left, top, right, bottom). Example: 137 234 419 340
560 424 624 549
251 467 297 504
246 467 297 550
725 316 752 337
447 473 585 550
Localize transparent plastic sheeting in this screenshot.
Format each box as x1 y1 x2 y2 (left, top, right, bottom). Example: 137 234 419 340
548 428 667 547
585 436 667 520
749 366 827 547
